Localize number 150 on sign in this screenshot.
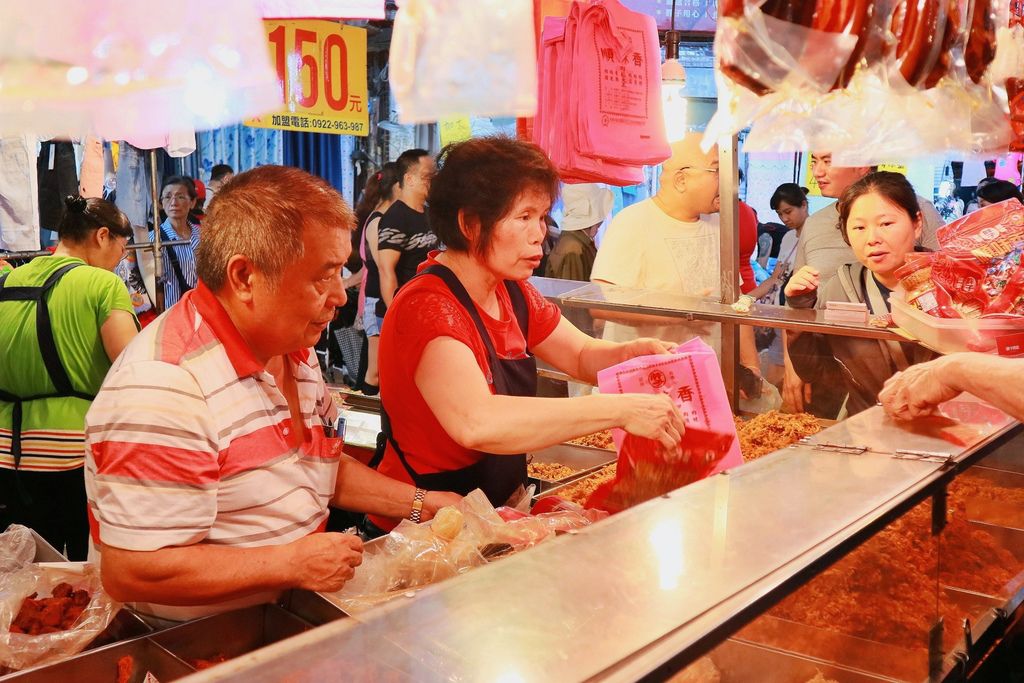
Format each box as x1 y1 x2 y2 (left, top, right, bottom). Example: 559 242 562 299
248 20 369 136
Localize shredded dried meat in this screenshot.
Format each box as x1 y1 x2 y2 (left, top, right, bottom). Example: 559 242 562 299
554 464 617 506
736 411 823 461
527 463 578 481
567 430 615 450
767 490 1020 653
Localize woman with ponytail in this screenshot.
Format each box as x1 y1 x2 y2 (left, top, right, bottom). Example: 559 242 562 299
0 195 139 559
356 162 400 395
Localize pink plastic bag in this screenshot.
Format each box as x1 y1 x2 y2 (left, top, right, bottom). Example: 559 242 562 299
597 338 744 474
572 0 671 166
556 6 646 185
533 2 660 186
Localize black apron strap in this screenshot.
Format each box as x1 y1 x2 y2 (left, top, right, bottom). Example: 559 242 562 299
421 264 502 361
504 280 530 339
0 263 93 500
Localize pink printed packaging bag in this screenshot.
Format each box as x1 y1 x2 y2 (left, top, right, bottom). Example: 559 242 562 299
596 338 743 474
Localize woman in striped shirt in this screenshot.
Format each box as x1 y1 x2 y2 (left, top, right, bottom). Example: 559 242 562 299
155 176 201 309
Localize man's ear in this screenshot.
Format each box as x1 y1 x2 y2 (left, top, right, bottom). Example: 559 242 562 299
672 171 687 194
224 255 257 303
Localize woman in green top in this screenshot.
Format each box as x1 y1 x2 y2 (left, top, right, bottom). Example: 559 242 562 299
0 196 138 559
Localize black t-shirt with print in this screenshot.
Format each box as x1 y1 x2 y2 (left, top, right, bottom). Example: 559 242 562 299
377 200 437 314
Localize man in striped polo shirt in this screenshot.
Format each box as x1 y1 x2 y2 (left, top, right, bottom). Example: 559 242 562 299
84 165 461 622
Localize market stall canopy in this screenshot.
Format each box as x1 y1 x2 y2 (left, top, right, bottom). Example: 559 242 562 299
0 0 282 139
256 0 385 19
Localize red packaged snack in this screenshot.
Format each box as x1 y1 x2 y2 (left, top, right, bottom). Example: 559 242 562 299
985 266 1024 317
936 200 1024 258
982 242 1024 307
930 252 988 317
894 253 961 318
585 426 733 513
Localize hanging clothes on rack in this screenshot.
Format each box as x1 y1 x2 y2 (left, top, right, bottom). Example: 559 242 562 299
78 136 105 199
114 143 158 305
0 135 41 252
36 141 79 232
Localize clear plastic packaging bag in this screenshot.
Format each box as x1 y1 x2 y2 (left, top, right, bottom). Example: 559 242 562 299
389 0 537 123
0 525 35 573
328 490 603 613
709 0 1015 161
0 563 120 672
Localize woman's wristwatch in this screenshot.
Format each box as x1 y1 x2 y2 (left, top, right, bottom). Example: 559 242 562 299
410 487 427 523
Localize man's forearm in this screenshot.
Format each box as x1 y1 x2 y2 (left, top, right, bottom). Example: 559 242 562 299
100 543 292 605
331 455 418 518
947 354 1024 422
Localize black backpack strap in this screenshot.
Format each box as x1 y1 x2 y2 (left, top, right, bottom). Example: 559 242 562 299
36 263 86 395
161 224 192 295
0 263 87 397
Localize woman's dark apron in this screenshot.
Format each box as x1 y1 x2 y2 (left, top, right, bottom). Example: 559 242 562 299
374 264 536 506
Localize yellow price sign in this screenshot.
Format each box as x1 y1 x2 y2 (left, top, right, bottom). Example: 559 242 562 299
439 117 473 147
246 20 369 136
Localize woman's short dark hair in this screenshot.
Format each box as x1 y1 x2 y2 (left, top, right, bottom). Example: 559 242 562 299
161 175 197 200
836 171 921 245
59 195 132 243
976 179 1024 206
428 136 560 255
769 183 809 211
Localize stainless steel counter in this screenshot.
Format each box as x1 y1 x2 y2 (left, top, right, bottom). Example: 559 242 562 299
179 403 1020 683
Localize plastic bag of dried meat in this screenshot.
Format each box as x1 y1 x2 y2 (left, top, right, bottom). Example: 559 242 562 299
585 426 733 514
597 338 743 472
0 525 35 573
0 563 119 672
930 252 990 317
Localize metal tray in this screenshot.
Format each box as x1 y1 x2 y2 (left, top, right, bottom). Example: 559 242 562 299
691 637 894 682
736 614 928 682
85 608 153 651
276 590 347 626
29 529 65 563
533 463 616 505
150 604 313 670
528 443 616 491
0 638 192 683
954 467 1024 531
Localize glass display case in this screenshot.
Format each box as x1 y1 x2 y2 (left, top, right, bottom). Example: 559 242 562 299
8 280 1021 683
161 281 1021 683
161 405 1022 683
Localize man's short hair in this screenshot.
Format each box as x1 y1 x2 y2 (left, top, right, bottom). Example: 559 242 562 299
210 164 235 183
395 148 429 189
196 165 354 291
